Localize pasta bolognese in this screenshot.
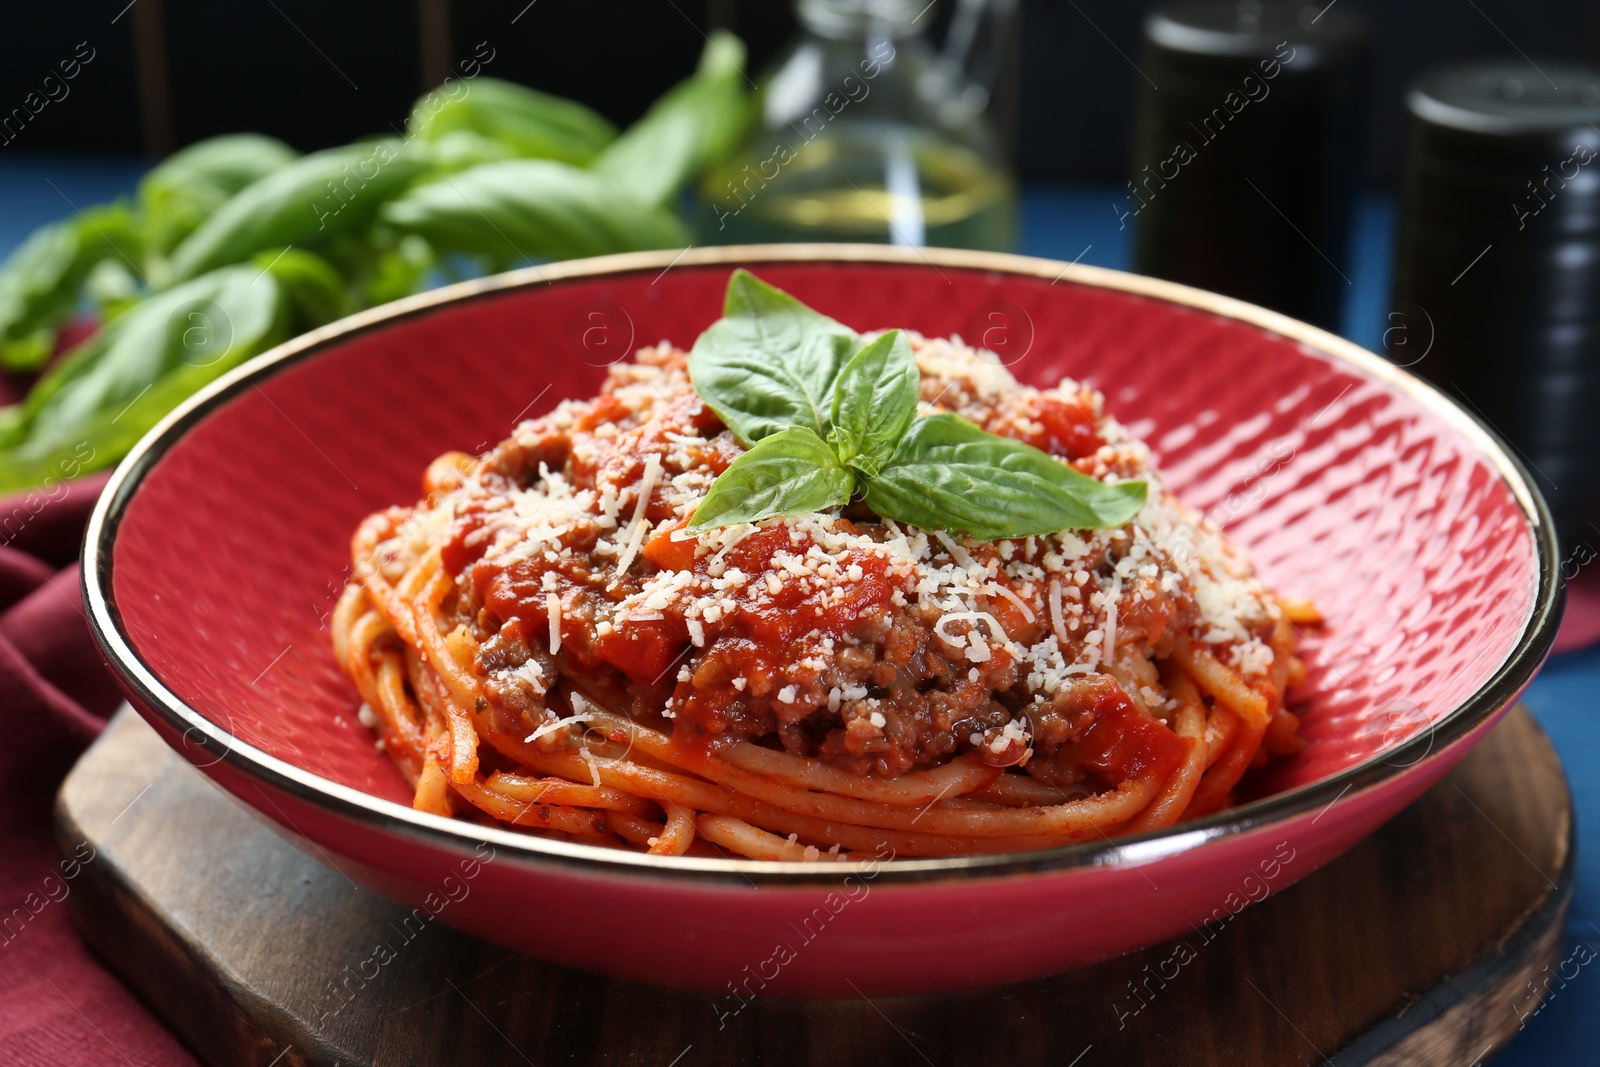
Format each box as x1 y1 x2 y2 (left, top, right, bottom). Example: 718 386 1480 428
332 272 1314 861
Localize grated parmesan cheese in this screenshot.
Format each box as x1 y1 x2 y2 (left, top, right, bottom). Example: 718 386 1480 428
612 454 662 577
986 581 1036 624
546 591 562 655
525 691 595 743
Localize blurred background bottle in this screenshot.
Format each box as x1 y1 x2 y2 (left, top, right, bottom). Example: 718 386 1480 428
1391 61 1600 546
1128 0 1369 332
698 0 1018 250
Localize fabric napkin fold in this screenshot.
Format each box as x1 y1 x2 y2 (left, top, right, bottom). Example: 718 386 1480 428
0 472 197 1066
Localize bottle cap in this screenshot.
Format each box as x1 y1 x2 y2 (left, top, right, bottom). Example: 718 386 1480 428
1146 0 1365 65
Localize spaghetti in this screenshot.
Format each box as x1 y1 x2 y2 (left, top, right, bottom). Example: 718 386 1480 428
332 334 1310 860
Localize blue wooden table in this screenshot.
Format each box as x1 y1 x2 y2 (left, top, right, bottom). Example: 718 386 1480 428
6 158 1595 1062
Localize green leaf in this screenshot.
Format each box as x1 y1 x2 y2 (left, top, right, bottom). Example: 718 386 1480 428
689 426 856 528
378 159 690 268
408 77 617 166
0 264 290 491
595 30 753 208
359 234 435 308
85 257 140 310
139 133 300 254
828 330 918 476
687 268 859 446
253 247 352 328
168 140 433 282
862 414 1148 538
0 204 143 372
0 220 81 371
419 128 516 173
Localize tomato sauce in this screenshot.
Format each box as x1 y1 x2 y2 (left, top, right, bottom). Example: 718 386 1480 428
607 525 896 737
1050 677 1192 789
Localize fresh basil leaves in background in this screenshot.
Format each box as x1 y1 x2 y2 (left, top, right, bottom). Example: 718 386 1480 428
0 263 291 492
380 160 689 268
138 133 301 256
595 35 752 209
0 205 142 373
383 40 749 266
0 32 753 492
167 140 433 283
689 270 1148 538
408 78 618 166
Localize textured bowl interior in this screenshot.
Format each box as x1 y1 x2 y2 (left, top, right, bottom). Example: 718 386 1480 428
107 259 1539 812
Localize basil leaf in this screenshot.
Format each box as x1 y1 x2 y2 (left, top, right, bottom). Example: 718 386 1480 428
139 133 300 254
329 230 435 308
379 159 689 270
420 128 516 173
595 31 752 208
689 426 856 529
168 140 432 282
0 204 143 372
0 264 290 490
254 247 352 328
0 220 87 372
687 269 859 446
863 414 1148 537
85 257 140 314
408 78 617 166
828 329 918 477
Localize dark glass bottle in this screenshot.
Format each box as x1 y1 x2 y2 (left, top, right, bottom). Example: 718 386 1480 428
1392 62 1600 545
1128 0 1368 332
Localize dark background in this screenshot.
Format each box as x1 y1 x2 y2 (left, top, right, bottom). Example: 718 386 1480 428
4 0 1599 185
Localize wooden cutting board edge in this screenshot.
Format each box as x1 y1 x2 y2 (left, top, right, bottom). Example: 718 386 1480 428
54 705 1576 1067
1336 800 1573 1066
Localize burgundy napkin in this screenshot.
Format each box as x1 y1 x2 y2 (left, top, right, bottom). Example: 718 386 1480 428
0 471 197 1066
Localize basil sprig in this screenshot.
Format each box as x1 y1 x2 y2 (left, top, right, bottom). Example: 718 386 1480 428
688 270 1148 537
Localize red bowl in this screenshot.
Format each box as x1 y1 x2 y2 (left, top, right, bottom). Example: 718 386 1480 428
82 246 1561 996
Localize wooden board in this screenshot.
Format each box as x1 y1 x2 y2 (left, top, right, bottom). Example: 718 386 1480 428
57 705 1573 1067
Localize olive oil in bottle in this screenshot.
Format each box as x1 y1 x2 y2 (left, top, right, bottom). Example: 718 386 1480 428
699 0 1016 251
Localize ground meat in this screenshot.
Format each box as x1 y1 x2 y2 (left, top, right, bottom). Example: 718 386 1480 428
419 337 1274 787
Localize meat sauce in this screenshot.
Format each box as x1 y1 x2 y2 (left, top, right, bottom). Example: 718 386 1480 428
435 341 1231 790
